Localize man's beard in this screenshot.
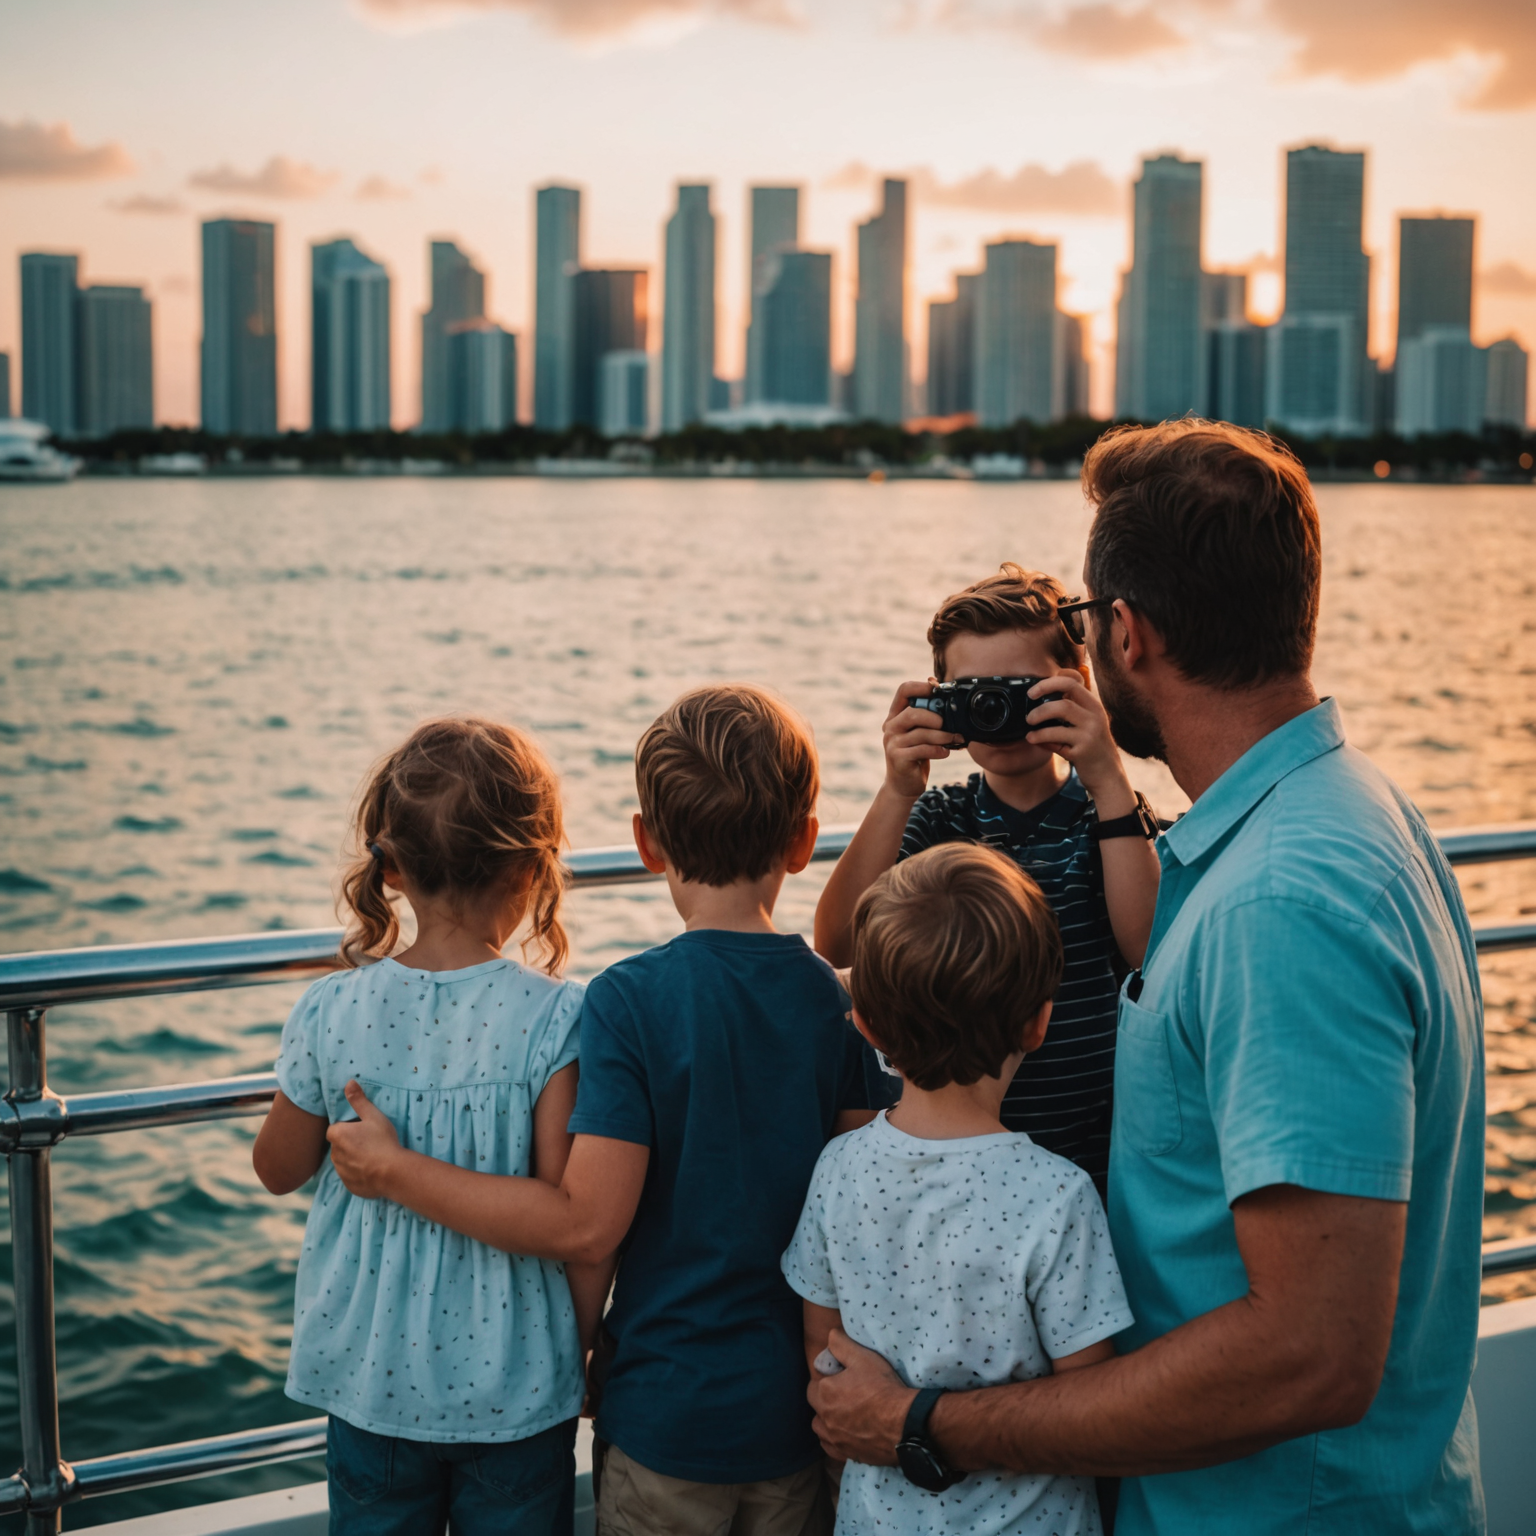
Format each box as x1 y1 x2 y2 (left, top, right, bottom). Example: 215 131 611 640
1092 623 1168 762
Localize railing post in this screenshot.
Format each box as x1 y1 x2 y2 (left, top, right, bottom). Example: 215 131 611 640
6 1008 73 1531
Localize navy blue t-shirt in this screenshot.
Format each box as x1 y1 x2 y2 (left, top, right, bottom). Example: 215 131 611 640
568 929 876 1483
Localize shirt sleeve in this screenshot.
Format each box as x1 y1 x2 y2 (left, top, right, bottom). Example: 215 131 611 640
526 978 585 1098
274 980 328 1118
1199 895 1417 1206
780 1147 841 1308
565 972 653 1147
1025 1168 1134 1359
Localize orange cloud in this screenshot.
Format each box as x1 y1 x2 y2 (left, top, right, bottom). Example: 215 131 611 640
1036 4 1184 59
1483 261 1536 296
827 159 1122 216
356 174 412 200
355 0 800 39
111 193 186 215
188 156 341 199
0 119 135 180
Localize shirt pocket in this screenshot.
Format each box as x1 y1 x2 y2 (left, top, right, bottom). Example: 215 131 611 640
1116 990 1183 1157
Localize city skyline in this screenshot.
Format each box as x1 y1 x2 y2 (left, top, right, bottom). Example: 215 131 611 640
3 0 1535 426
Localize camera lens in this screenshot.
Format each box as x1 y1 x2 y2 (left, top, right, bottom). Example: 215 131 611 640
968 687 1011 734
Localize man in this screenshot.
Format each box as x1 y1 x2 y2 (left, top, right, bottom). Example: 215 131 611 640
810 420 1486 1533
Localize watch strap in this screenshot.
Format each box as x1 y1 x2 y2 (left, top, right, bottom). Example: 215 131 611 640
902 1386 947 1447
1091 791 1158 842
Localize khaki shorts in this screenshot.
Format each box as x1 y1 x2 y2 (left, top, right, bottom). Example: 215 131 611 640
596 1444 834 1536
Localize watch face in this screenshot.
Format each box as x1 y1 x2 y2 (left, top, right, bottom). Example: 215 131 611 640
897 1439 952 1493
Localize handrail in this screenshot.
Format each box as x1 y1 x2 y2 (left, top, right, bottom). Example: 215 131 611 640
0 815 1532 1526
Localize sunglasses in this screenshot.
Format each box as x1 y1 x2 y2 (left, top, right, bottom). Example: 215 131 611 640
1056 595 1118 647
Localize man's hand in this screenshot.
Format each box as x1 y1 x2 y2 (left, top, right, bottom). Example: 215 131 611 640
326 1080 403 1198
807 1328 915 1467
882 681 964 801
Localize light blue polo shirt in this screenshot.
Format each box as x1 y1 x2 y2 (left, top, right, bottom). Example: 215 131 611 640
1109 699 1486 1535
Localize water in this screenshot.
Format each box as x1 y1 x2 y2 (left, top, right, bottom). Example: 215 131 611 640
1 476 1533 1527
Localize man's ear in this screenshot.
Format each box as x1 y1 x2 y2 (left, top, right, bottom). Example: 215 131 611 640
784 815 819 876
631 813 669 876
1113 600 1163 673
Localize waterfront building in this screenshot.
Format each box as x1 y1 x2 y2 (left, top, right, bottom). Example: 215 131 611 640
1115 154 1204 422
1396 327 1487 436
662 184 717 433
421 241 486 431
311 238 391 433
572 268 647 429
926 273 978 418
1266 145 1371 436
755 249 832 406
1397 216 1474 355
853 179 908 423
534 185 581 431
1199 271 1268 427
974 239 1059 428
0 351 9 417
77 285 153 436
446 319 516 434
600 350 650 436
201 218 277 437
1484 337 1529 429
745 187 800 404
1055 312 1090 418
20 252 79 435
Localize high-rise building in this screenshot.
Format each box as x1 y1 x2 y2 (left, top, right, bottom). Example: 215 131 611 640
311 238 391 433
852 179 908 423
926 273 978 419
974 240 1059 428
662 184 717 433
534 186 581 431
21 252 79 435
1396 216 1474 355
421 241 486 431
600 350 650 437
1267 145 1370 436
754 249 832 407
1485 337 1529 429
201 219 277 436
1199 270 1268 427
572 269 647 429
0 352 10 418
77 285 153 436
1115 154 1204 422
1055 312 1090 418
745 186 800 404
1396 327 1487 436
446 319 517 434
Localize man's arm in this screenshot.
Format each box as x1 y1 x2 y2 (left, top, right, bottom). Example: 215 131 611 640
810 1184 1405 1477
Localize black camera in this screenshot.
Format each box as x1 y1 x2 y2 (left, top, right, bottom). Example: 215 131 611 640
910 676 1064 745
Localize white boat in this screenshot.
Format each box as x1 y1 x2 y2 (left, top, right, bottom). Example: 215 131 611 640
0 418 81 482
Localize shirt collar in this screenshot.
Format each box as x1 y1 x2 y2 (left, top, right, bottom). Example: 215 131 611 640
1161 698 1345 867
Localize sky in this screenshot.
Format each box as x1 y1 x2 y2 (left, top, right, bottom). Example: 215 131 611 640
2 0 1534 427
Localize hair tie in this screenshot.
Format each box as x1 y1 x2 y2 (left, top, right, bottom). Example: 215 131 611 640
368 842 385 863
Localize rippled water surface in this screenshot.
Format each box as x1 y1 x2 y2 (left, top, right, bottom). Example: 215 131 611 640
1 476 1534 1527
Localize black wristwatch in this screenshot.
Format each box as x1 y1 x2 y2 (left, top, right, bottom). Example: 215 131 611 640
896 1387 962 1493
1090 791 1159 843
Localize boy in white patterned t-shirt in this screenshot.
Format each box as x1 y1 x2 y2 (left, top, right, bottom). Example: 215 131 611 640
785 842 1132 1536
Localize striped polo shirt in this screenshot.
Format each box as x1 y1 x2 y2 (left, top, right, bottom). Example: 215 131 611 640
898 769 1120 1191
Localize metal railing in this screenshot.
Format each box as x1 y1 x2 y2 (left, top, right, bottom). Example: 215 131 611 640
0 821 1533 1528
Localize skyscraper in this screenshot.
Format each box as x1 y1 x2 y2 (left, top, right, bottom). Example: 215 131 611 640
755 249 832 406
0 352 10 418
745 186 799 404
1485 337 1529 429
852 179 908 423
662 184 717 433
20 252 79 434
1396 215 1474 355
974 239 1058 428
926 273 978 419
572 269 647 429
534 186 581 431
201 218 277 436
1267 145 1370 436
1114 154 1204 422
1396 328 1487 436
77 285 153 435
1055 312 1090 418
311 238 391 433
446 320 517 434
421 241 486 431
1200 270 1268 427
599 351 650 436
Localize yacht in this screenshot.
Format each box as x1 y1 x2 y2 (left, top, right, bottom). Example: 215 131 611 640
0 419 81 483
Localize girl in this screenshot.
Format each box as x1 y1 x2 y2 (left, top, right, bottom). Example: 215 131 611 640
253 717 606 1536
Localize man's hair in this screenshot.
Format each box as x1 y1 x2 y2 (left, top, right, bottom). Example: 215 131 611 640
635 683 819 886
927 562 1083 680
1082 420 1321 689
850 843 1063 1091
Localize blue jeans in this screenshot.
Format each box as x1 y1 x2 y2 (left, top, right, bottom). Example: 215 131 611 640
327 1414 577 1536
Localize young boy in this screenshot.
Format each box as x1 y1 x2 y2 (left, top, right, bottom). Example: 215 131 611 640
785 843 1132 1536
814 564 1159 1193
326 683 881 1535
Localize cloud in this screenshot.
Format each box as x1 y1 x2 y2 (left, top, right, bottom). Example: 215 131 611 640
0 119 135 181
418 165 446 186
188 156 340 199
1483 261 1536 297
1264 0 1536 110
356 174 412 201
111 193 186 215
355 0 800 41
1036 3 1184 58
824 159 1121 216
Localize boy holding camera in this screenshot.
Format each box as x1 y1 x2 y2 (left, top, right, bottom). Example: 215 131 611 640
786 843 1131 1536
814 564 1159 1193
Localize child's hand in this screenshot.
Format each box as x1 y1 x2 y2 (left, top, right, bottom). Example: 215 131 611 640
326 1081 403 1199
881 680 964 801
1023 673 1136 809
